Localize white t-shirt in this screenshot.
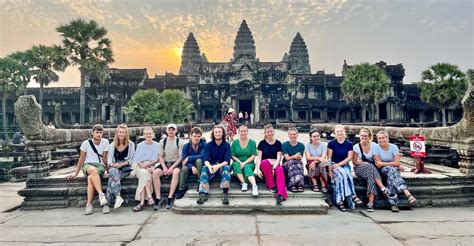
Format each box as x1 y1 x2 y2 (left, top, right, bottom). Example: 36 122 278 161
80 138 109 165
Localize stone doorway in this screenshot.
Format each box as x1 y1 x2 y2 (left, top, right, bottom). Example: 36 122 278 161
239 99 252 116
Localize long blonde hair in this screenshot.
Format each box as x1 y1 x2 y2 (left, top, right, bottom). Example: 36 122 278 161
113 124 130 147
263 124 274 140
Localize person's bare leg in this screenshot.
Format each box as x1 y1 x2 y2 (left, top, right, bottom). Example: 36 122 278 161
139 189 145 205
87 177 94 203
237 173 245 184
87 167 103 195
169 168 180 198
368 192 375 204
248 176 257 186
375 178 385 189
152 169 163 199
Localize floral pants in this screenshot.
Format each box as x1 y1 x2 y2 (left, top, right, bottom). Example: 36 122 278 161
198 164 231 194
106 167 129 205
283 160 305 188
381 166 407 206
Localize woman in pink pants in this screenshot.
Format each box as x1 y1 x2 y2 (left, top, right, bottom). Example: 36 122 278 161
254 124 287 205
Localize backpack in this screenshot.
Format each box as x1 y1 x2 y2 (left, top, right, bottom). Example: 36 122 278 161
163 137 179 150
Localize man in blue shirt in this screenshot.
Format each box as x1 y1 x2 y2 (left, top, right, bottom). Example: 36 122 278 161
197 125 231 205
175 127 206 199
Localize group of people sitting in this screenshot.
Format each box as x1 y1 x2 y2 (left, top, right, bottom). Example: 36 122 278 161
67 123 416 215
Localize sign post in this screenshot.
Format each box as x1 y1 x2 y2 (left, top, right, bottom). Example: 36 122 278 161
409 134 431 174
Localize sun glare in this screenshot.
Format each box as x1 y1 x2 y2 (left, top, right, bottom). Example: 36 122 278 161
175 47 183 57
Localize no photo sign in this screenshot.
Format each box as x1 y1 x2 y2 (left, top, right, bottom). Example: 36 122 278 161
409 135 426 157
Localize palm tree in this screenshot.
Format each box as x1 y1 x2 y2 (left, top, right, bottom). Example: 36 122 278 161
56 19 114 125
341 63 389 122
27 45 67 107
8 51 33 95
0 57 27 141
419 63 467 126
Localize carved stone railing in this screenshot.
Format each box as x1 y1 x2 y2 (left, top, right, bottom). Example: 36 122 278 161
14 95 213 178
309 70 474 175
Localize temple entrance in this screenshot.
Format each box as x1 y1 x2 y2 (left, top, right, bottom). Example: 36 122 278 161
238 99 252 116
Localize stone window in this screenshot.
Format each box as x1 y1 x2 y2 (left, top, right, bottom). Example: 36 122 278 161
308 86 315 99
277 110 286 119
298 111 306 120
312 111 321 120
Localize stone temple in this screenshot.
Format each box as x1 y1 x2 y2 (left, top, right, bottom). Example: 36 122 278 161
1 20 463 128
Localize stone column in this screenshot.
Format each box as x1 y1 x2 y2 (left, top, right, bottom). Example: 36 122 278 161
110 105 116 123
456 144 474 175
25 141 51 179
253 95 259 124
101 104 107 122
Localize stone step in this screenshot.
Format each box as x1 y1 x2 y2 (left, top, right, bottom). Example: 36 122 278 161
173 196 329 215
183 189 325 199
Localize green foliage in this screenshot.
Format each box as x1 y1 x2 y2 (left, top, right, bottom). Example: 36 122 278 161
418 63 467 108
56 18 114 81
341 63 390 104
0 57 27 96
125 89 194 124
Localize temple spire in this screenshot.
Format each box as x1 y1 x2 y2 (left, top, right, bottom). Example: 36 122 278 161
179 32 202 75
288 32 311 74
233 20 256 61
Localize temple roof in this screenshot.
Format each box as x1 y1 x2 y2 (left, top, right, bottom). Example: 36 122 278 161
233 20 256 60
179 32 202 75
288 32 311 74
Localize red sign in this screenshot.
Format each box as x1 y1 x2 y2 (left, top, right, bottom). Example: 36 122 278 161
409 135 426 157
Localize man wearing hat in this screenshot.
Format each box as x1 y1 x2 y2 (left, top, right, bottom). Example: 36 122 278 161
152 123 184 210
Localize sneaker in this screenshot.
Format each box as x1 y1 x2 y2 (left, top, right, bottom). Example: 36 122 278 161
366 203 374 212
197 193 208 205
381 187 391 198
241 183 248 192
276 195 284 205
222 194 229 205
114 196 124 209
270 187 277 193
153 199 162 211
252 185 259 197
98 193 107 206
391 205 400 213
85 203 93 215
175 189 186 199
103 204 110 214
166 197 174 209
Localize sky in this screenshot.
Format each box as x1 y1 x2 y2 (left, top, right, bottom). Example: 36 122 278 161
0 0 472 87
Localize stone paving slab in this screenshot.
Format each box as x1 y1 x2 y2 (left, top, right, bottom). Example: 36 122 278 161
3 207 152 227
0 225 141 243
360 207 474 222
259 235 402 246
0 181 25 212
380 222 474 246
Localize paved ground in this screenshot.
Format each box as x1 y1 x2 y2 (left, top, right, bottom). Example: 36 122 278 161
0 206 472 245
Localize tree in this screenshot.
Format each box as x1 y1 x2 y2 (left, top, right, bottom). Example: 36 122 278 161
27 45 67 107
57 18 114 125
124 89 194 124
341 63 389 122
7 51 33 95
419 63 467 126
0 57 27 141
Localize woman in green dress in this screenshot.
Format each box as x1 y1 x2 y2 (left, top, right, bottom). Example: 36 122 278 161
231 125 259 196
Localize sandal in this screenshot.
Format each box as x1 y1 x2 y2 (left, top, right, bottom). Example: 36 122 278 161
132 203 144 212
407 194 417 204
321 187 328 194
311 185 320 192
338 204 347 212
352 196 363 205
297 186 304 193
289 186 298 193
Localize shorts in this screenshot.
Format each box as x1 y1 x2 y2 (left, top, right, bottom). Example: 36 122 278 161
82 162 106 177
156 161 181 170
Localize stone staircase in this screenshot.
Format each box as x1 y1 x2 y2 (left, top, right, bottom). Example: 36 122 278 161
17 167 474 212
